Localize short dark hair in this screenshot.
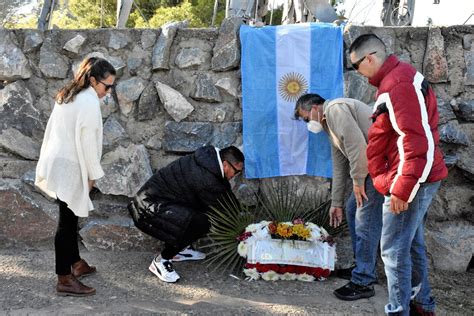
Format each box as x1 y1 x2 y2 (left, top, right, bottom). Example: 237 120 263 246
294 93 326 120
349 34 387 60
219 146 244 164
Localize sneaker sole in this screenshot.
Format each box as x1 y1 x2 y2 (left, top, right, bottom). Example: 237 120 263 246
172 256 206 262
148 262 179 283
333 290 375 301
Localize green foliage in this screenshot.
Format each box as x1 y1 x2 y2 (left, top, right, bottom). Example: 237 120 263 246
3 13 38 28
4 0 225 29
135 0 225 28
135 0 194 28
266 7 283 26
204 195 257 274
204 181 345 274
50 0 116 29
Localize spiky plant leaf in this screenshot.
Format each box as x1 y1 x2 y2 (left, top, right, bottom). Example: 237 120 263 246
203 193 258 274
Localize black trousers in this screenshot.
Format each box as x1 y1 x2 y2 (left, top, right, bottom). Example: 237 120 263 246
55 200 81 275
161 211 210 260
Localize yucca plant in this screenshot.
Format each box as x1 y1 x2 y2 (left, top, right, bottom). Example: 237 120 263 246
203 194 258 274
204 181 346 273
257 181 346 236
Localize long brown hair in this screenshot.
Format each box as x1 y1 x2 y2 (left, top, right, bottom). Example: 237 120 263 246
56 57 116 104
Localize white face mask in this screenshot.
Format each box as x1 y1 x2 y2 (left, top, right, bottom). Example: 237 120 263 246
307 109 323 134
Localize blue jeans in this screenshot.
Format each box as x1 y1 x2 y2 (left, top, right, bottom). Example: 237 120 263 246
345 176 384 286
381 181 441 315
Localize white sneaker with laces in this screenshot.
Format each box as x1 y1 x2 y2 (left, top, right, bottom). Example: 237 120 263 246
172 246 206 262
149 255 180 283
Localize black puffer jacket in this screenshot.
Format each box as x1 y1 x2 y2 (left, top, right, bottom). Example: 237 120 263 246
129 146 237 246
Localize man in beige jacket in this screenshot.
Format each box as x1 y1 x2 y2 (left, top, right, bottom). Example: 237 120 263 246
294 94 384 301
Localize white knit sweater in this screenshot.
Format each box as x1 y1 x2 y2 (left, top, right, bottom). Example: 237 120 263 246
35 87 104 217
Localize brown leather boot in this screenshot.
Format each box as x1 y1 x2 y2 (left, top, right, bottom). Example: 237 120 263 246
72 259 97 279
57 274 96 297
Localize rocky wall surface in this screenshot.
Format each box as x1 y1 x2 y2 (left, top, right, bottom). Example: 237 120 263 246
0 21 472 272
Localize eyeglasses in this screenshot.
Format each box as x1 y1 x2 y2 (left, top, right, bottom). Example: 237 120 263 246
98 80 115 91
226 161 242 175
352 51 377 70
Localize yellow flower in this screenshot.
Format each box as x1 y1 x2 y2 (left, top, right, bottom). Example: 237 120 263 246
276 223 293 238
292 224 311 240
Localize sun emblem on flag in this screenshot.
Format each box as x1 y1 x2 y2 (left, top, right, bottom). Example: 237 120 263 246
278 72 308 102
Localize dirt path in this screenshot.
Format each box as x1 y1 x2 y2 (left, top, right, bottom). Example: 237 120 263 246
0 250 471 315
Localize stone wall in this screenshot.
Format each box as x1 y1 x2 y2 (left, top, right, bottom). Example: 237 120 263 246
0 20 472 272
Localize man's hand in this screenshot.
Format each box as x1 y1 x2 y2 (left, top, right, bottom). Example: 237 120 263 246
88 180 95 192
353 183 368 208
329 207 344 228
390 194 409 214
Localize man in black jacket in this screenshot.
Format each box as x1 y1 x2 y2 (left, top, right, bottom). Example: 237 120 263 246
129 145 244 283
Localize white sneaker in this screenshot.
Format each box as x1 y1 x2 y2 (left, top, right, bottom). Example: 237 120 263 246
172 246 206 262
149 255 180 283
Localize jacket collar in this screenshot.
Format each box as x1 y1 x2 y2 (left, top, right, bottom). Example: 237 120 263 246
87 86 100 100
214 147 224 178
369 54 400 88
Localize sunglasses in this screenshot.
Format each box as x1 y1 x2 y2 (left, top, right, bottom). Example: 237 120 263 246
226 161 242 175
352 51 377 70
98 80 115 91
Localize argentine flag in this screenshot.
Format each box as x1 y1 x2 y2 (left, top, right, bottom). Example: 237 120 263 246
241 23 344 179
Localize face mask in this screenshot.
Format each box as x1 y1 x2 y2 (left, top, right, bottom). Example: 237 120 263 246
307 110 323 134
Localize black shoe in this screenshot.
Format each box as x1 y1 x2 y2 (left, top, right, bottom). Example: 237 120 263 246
334 281 375 301
335 265 355 280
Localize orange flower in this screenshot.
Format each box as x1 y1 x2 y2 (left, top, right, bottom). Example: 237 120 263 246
268 222 277 234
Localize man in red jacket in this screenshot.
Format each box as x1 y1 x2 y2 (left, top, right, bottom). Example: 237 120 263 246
348 34 448 316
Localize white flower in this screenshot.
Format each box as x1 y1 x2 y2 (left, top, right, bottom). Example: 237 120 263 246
280 272 297 281
245 224 259 233
259 220 271 227
261 270 280 281
253 226 270 240
320 227 329 238
237 242 248 257
297 273 315 282
243 268 260 281
282 221 293 226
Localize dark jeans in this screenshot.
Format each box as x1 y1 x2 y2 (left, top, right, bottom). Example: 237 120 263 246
55 200 81 275
161 211 210 260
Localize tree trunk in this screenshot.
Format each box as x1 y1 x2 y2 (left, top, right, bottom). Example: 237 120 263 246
37 0 53 31
116 0 134 28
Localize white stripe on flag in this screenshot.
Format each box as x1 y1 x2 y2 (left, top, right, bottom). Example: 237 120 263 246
276 24 311 175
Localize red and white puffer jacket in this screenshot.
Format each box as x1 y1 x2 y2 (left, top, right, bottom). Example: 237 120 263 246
367 55 448 202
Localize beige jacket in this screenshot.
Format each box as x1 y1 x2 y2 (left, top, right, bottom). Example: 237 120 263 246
322 98 373 208
35 87 104 217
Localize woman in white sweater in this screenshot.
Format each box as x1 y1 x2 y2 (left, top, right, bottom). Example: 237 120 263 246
35 57 116 297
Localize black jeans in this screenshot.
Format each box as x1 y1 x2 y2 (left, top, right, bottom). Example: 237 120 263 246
55 200 81 275
161 211 210 260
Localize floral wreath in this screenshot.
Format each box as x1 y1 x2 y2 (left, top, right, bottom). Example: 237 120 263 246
237 218 336 282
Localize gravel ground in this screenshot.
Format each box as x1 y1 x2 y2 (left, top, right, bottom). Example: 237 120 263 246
0 249 471 315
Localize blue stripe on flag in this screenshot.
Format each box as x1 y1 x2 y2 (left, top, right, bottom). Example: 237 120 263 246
241 26 280 177
305 23 345 178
